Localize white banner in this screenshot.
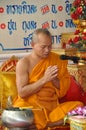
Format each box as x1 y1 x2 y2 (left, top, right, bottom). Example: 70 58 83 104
0 0 75 53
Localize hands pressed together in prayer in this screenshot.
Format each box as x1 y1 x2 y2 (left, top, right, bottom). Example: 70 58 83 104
43 65 60 89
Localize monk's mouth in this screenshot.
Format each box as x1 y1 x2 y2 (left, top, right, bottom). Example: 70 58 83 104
43 53 49 56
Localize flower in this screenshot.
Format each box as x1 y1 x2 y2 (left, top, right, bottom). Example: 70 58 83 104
67 106 86 116
68 29 86 50
70 0 86 20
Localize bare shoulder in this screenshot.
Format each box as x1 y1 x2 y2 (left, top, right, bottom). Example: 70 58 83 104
16 54 31 71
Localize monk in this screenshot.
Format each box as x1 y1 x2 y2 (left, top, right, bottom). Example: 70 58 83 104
13 28 83 130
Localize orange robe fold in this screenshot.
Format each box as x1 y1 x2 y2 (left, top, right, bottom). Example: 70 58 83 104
13 52 83 129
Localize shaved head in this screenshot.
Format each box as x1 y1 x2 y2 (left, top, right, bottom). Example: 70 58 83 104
32 28 52 43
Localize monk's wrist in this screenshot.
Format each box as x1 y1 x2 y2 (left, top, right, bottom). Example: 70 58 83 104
52 78 60 89
41 77 47 85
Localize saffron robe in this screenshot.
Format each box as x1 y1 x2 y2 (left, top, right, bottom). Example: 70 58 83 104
13 52 83 129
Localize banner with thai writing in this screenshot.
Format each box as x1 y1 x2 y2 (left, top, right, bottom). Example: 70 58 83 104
0 0 75 53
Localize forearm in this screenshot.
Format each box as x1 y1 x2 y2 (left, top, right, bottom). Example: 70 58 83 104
18 76 46 98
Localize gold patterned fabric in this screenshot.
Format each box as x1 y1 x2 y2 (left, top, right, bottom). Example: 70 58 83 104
0 56 18 72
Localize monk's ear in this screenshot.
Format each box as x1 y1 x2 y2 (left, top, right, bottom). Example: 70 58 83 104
31 42 35 48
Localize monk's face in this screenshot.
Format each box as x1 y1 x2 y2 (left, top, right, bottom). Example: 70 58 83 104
32 33 52 58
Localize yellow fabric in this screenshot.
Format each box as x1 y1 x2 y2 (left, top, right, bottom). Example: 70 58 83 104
13 52 83 129
0 72 18 109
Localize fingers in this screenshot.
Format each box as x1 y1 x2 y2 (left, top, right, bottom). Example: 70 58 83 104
47 65 58 71
47 65 58 75
44 65 59 82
